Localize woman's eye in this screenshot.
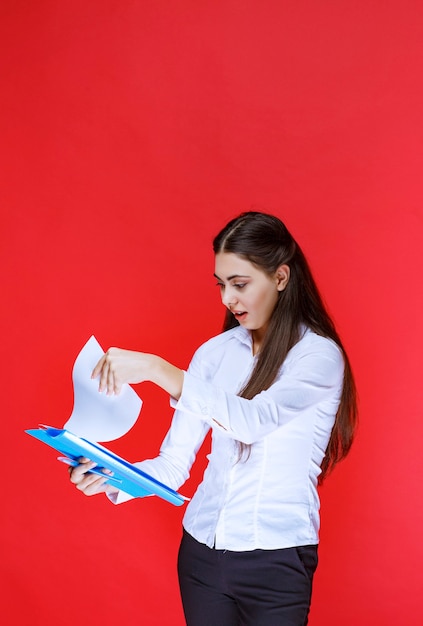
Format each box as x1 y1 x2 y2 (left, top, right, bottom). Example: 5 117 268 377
234 283 246 289
216 282 224 289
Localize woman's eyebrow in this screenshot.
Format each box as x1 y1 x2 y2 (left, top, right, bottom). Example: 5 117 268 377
214 273 251 281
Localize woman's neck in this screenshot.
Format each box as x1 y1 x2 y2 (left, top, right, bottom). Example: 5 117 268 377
251 327 267 356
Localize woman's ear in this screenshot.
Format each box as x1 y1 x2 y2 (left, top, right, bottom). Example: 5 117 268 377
276 264 290 291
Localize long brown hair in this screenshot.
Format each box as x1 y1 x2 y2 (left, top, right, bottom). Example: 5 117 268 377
213 211 357 482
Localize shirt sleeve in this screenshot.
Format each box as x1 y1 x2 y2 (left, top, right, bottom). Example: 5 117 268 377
174 337 344 445
108 411 210 504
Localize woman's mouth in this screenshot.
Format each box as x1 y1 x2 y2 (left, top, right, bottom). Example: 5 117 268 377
233 311 247 321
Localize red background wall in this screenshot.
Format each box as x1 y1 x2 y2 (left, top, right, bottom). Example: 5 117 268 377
1 2 422 624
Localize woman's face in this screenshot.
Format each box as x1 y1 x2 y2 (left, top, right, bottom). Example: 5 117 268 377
214 252 289 347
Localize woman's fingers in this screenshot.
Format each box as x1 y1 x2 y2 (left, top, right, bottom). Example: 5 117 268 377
68 459 113 496
107 363 118 395
92 354 117 395
68 458 94 483
91 354 106 381
77 474 109 496
92 350 120 395
100 357 111 393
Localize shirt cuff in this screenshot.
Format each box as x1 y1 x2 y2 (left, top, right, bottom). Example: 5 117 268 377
106 488 134 505
173 371 227 429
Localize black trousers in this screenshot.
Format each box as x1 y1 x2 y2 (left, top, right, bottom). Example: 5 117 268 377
177 530 318 626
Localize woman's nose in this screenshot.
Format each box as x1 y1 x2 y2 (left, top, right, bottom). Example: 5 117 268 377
222 288 237 308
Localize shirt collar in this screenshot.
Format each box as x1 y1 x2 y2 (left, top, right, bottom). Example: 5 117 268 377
232 325 253 348
233 323 309 350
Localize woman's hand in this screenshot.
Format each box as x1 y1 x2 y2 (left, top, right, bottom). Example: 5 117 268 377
92 348 185 400
92 348 153 395
68 457 119 497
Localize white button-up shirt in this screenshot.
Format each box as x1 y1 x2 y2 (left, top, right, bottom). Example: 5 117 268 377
116 325 344 551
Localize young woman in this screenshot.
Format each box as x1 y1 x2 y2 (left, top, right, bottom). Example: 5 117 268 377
69 211 357 626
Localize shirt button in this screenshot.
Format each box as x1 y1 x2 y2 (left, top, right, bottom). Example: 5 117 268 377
201 407 208 415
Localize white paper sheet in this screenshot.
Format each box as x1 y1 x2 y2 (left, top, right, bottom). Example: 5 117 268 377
64 336 142 442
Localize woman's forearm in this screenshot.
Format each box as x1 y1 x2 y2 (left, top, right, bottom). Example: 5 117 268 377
147 355 185 400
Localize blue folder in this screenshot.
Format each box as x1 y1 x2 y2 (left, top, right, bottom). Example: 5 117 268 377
26 425 186 506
